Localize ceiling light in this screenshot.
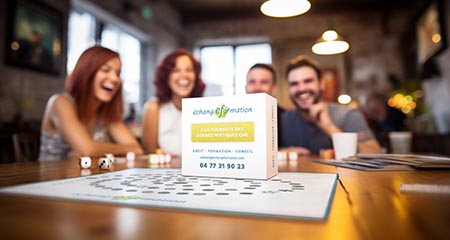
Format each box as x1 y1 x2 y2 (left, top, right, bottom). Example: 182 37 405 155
312 30 350 55
260 0 311 18
338 94 352 104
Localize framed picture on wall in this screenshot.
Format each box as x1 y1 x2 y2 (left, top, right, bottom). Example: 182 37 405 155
5 0 63 75
416 0 447 65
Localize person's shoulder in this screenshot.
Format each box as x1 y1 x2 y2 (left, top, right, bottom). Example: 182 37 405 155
143 97 160 113
45 93 77 119
327 103 366 122
48 93 74 108
328 102 357 114
144 97 160 106
328 102 347 110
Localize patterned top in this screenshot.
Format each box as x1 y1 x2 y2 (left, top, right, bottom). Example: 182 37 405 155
38 94 110 161
38 131 71 161
38 125 109 161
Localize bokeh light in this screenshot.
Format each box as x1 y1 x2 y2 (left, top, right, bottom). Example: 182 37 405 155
388 92 417 115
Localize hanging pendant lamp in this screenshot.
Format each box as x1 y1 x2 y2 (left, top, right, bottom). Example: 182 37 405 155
312 29 350 55
260 0 311 18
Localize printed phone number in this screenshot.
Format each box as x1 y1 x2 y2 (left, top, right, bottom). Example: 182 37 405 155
199 163 245 169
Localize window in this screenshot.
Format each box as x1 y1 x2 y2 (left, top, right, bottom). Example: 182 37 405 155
200 46 234 96
199 43 272 96
67 11 143 114
67 11 95 73
101 25 141 106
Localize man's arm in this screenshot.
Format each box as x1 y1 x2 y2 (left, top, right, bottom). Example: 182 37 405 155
308 102 341 136
309 103 381 153
343 109 381 153
358 138 381 153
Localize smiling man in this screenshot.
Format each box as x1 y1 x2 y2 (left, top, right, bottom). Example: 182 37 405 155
281 55 381 155
246 63 285 146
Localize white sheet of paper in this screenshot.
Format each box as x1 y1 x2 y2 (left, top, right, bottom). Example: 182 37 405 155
0 168 338 220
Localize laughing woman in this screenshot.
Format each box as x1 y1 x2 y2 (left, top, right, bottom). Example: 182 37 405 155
141 49 205 155
38 46 143 161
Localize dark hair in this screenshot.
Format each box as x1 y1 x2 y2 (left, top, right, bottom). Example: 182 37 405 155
248 63 277 84
65 46 123 125
154 49 205 103
285 55 322 80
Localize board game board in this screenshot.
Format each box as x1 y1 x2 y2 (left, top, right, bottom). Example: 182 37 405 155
0 168 338 220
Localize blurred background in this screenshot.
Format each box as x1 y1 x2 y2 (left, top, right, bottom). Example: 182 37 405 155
1 0 449 162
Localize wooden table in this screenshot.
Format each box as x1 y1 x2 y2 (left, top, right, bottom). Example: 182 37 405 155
0 156 449 240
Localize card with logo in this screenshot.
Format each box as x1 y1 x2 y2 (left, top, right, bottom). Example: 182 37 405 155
182 93 278 179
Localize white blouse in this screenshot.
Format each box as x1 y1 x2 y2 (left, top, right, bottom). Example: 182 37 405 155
158 101 182 155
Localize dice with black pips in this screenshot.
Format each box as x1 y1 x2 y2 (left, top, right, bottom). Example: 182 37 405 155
79 157 92 169
98 157 112 170
105 153 115 163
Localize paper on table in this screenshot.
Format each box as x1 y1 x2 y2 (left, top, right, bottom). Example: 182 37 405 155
0 168 338 220
356 153 450 168
313 159 414 171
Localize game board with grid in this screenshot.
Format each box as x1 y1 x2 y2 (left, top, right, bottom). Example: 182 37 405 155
0 168 338 220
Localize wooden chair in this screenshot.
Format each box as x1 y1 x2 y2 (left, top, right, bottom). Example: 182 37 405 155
12 132 40 162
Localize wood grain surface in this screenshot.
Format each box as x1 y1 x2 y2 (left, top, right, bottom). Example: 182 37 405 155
0 156 449 240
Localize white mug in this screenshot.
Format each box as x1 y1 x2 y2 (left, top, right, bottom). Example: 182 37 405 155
332 132 357 161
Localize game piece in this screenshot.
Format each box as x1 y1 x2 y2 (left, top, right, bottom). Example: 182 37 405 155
148 154 159 164
156 148 163 155
126 152 135 161
164 154 172 163
105 153 115 163
278 151 287 161
79 157 91 169
158 154 165 164
288 151 298 161
98 157 112 170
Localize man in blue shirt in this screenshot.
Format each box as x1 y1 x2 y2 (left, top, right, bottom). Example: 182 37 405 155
281 55 381 155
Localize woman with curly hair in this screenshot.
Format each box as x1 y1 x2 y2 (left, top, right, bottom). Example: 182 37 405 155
39 46 143 161
141 49 205 155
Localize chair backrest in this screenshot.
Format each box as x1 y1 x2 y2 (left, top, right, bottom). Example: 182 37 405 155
12 132 40 162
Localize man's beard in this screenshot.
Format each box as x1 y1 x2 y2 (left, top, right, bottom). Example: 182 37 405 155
291 89 323 112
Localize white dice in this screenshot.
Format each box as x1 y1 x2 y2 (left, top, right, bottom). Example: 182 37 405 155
98 157 112 170
277 151 287 161
288 151 298 161
149 154 159 164
126 152 135 161
148 153 171 165
105 153 115 163
79 157 92 169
